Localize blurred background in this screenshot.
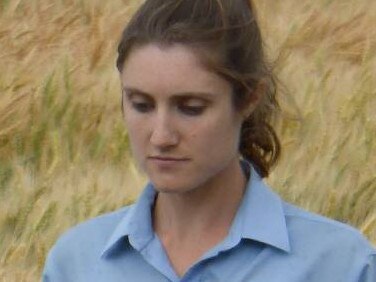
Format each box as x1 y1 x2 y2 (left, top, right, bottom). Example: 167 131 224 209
0 0 375 280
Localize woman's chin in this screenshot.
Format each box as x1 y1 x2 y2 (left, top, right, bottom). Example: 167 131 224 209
150 178 194 194
152 183 188 194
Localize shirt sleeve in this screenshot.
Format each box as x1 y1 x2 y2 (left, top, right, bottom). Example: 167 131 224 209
358 254 376 282
42 249 58 282
42 245 68 282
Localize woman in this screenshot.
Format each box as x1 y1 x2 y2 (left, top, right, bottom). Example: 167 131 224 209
43 0 375 281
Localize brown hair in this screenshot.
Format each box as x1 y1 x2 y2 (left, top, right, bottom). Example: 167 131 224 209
117 0 280 178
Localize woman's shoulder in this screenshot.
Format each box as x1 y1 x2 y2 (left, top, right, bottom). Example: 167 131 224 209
48 204 133 260
282 201 375 257
42 205 136 280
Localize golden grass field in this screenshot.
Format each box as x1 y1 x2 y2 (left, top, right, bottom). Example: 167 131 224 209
0 0 375 280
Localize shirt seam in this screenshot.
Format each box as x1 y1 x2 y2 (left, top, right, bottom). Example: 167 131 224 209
283 212 376 253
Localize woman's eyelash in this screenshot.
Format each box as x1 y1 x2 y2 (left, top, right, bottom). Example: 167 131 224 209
179 105 206 115
130 101 206 116
132 102 153 112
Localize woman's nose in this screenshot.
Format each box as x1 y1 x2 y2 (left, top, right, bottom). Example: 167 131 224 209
150 112 179 148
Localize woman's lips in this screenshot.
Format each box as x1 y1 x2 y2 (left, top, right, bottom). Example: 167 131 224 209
149 156 189 161
148 156 190 167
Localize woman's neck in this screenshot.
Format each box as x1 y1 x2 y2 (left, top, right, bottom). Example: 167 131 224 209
152 158 248 242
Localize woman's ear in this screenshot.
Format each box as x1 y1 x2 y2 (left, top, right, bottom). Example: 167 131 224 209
241 80 265 119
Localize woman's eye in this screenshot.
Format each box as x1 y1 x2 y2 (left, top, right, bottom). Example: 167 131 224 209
180 105 206 116
132 102 153 113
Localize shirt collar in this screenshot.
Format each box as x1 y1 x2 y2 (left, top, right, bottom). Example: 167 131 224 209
101 160 290 258
236 160 291 252
101 182 157 258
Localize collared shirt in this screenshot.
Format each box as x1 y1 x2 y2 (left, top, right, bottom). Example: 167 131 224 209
43 161 376 282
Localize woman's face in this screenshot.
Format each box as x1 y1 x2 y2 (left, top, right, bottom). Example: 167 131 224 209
121 43 247 193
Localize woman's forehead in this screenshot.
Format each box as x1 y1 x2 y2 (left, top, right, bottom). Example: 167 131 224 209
123 43 206 72
120 43 232 99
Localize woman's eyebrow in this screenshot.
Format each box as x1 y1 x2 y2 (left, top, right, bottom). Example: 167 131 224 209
173 92 215 101
122 86 215 100
122 87 151 99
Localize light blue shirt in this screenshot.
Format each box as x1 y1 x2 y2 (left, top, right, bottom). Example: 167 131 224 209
43 161 376 281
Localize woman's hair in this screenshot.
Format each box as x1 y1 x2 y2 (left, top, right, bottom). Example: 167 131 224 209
117 0 280 178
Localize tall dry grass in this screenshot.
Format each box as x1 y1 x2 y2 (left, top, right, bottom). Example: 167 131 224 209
0 0 375 280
